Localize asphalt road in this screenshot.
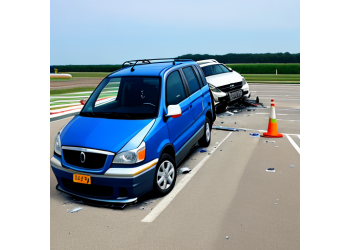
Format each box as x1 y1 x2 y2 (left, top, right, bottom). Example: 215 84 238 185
50 83 300 250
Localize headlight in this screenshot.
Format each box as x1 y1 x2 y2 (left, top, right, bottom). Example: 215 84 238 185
54 133 61 156
208 83 222 93
242 77 247 85
113 141 146 164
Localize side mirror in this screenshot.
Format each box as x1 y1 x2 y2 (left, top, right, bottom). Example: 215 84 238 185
166 104 182 118
228 67 233 72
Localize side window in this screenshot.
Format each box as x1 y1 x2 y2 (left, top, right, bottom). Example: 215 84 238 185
166 71 187 105
194 65 208 87
192 66 204 87
182 66 200 94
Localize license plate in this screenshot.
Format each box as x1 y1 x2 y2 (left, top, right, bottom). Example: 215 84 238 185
229 90 242 101
73 174 91 184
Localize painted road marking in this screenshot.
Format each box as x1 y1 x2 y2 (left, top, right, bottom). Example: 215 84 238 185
141 132 233 223
50 116 73 123
285 134 300 154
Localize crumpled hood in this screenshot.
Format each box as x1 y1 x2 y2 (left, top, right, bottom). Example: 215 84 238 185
60 116 153 153
206 71 243 87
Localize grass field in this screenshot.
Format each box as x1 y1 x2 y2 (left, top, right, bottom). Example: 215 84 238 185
50 87 96 95
59 72 300 84
242 74 300 83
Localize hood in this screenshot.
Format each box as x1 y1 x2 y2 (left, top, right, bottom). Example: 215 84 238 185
60 116 153 153
206 71 242 88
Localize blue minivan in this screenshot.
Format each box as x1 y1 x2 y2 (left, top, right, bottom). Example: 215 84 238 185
51 58 216 204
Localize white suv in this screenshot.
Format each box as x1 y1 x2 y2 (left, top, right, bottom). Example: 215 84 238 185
197 59 250 105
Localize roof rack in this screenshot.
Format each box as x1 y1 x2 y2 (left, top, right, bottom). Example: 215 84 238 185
122 58 194 72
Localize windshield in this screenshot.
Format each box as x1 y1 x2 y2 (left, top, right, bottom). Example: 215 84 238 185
201 64 230 77
80 76 161 119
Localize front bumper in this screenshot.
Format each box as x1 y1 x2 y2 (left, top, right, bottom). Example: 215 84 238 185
51 155 158 203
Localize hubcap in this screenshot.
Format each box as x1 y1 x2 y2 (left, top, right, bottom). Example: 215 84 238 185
205 123 210 142
157 160 175 190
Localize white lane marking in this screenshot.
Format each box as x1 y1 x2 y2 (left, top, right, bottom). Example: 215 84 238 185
141 132 233 223
256 113 294 115
50 116 73 123
50 95 91 99
255 95 300 97
297 135 300 139
285 134 300 154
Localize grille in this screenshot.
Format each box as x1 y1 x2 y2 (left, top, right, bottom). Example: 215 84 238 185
62 178 113 198
217 81 243 92
63 149 107 169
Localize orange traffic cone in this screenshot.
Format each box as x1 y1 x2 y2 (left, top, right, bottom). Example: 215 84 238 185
261 99 283 138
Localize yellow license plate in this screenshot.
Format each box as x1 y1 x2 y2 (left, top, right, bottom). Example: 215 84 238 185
73 174 91 184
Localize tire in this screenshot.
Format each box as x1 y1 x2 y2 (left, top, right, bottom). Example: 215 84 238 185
153 153 177 196
198 117 211 147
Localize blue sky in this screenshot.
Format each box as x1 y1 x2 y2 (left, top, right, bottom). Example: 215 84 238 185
50 0 300 65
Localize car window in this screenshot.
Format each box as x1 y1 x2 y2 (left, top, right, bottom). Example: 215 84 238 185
212 65 224 75
218 64 230 73
194 65 207 87
182 66 200 94
201 64 229 77
166 71 187 105
201 65 213 77
192 66 204 87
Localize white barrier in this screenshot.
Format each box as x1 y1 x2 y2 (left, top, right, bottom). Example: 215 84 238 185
50 73 72 79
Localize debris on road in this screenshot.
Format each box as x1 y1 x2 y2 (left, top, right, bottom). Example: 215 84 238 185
249 133 259 137
290 165 295 168
179 167 192 174
212 126 244 132
266 168 275 172
140 207 145 210
226 236 229 239
70 207 82 213
200 149 207 153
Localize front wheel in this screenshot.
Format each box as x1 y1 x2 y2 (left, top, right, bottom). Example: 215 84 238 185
198 117 211 147
153 153 177 196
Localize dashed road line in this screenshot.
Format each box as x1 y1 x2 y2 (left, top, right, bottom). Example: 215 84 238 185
141 132 233 223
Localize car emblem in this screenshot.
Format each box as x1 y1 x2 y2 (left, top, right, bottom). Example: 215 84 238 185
80 152 86 163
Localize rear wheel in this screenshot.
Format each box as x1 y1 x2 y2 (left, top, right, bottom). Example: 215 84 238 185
153 153 177 196
198 117 211 147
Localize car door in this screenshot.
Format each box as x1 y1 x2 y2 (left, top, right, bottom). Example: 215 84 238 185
181 66 205 134
165 70 195 159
